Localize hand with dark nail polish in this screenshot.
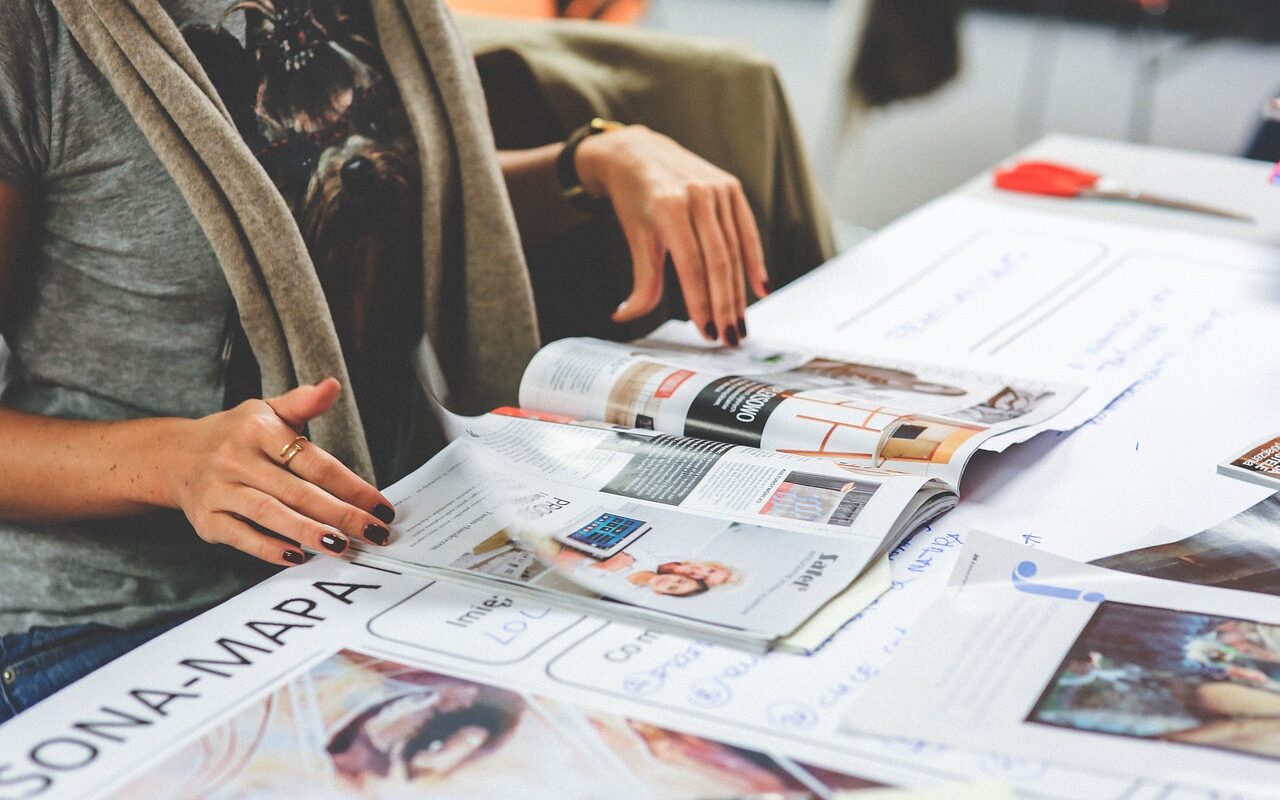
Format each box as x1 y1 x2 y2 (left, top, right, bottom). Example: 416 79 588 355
320 532 348 554
704 321 717 341
736 317 747 339
364 524 390 546
725 326 739 348
166 377 404 568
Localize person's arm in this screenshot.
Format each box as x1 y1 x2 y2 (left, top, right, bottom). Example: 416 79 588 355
0 182 396 566
497 125 770 348
0 180 26 329
497 144 589 247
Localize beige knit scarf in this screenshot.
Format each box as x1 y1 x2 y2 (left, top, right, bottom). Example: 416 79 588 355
50 0 541 483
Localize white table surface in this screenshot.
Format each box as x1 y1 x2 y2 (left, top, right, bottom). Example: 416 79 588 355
957 133 1280 246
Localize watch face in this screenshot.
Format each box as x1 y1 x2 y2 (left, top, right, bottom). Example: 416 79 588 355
555 512 649 558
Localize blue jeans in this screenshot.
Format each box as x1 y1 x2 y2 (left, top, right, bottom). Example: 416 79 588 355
0 615 189 723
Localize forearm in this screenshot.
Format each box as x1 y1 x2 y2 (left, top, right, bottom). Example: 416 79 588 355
0 407 186 521
498 145 590 248
0 181 29 328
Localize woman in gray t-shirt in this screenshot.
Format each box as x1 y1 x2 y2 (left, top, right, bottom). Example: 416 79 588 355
0 0 771 722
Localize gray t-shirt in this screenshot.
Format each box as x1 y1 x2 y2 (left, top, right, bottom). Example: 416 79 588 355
0 0 276 634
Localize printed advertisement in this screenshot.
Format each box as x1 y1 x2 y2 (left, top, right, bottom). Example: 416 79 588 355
354 415 948 645
517 337 1083 485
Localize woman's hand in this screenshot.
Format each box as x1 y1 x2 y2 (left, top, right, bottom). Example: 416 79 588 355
164 378 395 566
575 125 770 347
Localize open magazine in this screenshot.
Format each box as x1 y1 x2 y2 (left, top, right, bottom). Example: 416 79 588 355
353 333 1088 652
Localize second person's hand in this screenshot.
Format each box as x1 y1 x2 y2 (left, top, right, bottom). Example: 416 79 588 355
575 125 770 347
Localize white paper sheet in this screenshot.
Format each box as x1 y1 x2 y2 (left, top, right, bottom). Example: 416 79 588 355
753 195 1280 559
844 532 1280 796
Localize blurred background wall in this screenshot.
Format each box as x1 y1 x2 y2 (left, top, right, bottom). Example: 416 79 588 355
647 0 1280 231
454 0 1280 234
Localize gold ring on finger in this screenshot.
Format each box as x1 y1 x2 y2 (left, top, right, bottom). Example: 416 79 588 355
279 435 308 469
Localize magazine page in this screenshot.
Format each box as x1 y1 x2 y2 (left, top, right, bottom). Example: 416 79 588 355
355 412 950 643
517 336 1084 486
842 532 1280 793
1218 433 1280 491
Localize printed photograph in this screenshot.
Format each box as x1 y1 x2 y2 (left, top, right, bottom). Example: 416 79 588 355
108 650 881 798
760 471 879 527
785 357 967 396
950 385 1055 425
538 504 749 602
1029 601 1280 761
877 416 984 466
1092 495 1280 595
604 360 674 428
449 529 551 584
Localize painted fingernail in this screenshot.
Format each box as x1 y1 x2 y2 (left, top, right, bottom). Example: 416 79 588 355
372 504 396 524
762 280 773 295
736 317 747 339
364 524 390 546
320 532 348 554
283 549 306 565
703 321 717 340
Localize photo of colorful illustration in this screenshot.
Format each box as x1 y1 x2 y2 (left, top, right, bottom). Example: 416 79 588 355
108 650 880 798
1029 602 1280 761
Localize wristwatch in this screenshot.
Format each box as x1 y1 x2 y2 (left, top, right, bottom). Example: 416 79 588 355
557 117 625 214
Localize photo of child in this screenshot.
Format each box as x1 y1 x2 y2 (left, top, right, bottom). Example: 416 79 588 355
1029 602 1280 761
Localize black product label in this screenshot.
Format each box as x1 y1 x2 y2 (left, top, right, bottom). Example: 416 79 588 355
683 376 789 447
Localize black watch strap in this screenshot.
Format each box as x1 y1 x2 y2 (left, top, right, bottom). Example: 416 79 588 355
556 117 623 214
